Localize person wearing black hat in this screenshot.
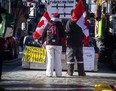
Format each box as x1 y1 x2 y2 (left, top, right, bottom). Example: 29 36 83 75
41 13 66 77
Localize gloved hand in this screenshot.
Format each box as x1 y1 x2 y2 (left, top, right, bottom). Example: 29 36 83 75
35 39 38 42
42 41 46 49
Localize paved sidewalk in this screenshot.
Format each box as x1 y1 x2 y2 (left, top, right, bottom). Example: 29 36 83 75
0 51 116 91
0 65 116 91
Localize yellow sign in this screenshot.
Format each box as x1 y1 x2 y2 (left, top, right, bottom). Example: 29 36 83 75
23 46 47 64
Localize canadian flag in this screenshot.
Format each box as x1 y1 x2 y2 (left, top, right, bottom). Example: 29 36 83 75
71 0 89 46
33 11 51 40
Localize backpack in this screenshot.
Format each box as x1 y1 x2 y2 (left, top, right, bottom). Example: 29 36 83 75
46 23 59 45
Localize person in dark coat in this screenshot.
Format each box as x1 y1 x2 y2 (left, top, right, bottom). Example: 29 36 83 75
65 10 86 76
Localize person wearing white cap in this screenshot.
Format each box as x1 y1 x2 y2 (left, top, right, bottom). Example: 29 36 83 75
41 13 66 77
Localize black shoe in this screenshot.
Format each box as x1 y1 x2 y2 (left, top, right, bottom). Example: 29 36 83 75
79 73 86 76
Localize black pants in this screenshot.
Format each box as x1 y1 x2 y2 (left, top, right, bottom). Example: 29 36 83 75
0 51 4 79
66 46 85 76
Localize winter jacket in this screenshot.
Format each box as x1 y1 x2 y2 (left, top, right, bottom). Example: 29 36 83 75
65 19 84 47
41 17 66 46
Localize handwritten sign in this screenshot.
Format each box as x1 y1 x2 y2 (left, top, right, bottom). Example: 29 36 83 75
83 47 95 71
23 46 46 64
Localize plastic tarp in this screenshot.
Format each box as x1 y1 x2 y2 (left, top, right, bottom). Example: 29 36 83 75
98 20 102 37
0 13 14 38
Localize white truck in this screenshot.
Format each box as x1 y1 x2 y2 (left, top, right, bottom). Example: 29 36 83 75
47 0 76 18
46 0 76 25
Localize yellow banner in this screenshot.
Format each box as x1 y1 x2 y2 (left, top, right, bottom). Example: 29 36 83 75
23 46 46 64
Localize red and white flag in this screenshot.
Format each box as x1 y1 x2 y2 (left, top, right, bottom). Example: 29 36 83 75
33 11 51 40
71 0 89 46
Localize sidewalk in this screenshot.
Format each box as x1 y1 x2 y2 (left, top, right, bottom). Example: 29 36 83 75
0 52 116 91
1 64 116 91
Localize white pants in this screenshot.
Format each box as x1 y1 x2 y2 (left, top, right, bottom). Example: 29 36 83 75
46 45 62 76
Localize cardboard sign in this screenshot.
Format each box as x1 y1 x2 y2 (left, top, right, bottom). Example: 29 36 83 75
23 46 46 64
83 47 95 71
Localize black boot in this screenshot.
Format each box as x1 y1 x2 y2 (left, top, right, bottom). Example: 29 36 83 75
77 63 86 76
67 64 74 76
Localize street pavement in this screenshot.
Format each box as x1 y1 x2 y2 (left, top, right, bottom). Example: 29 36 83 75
0 52 116 91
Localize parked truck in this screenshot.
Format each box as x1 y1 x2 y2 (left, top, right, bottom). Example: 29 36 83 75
94 0 116 70
0 12 19 60
46 0 76 25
